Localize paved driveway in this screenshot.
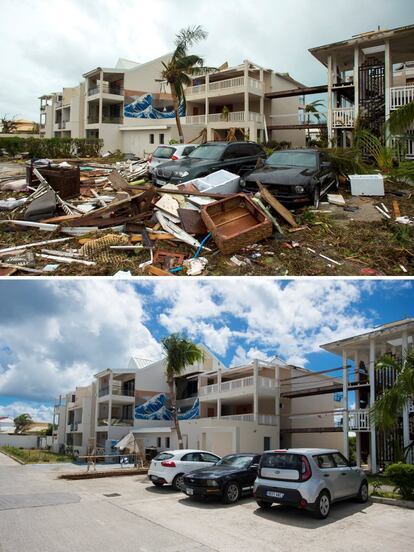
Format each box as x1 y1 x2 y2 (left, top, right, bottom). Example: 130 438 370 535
0 463 413 552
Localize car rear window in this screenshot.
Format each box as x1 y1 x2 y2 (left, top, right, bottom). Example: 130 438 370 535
154 452 174 461
261 453 301 470
153 146 175 159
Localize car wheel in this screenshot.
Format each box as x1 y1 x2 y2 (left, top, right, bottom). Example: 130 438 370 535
314 491 331 519
152 480 164 487
256 500 272 510
172 473 185 491
312 184 321 209
356 481 369 503
222 481 240 504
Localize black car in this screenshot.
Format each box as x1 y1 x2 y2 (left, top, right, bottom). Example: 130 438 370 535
241 149 338 208
182 453 261 504
153 141 266 185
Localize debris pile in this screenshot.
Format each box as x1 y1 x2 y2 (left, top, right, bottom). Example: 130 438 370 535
1 159 413 276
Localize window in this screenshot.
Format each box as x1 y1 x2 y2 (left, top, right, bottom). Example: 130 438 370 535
182 146 196 156
154 452 173 461
156 437 161 448
238 143 262 157
181 452 202 462
332 452 348 467
223 144 242 159
152 146 175 159
200 452 220 463
188 144 227 160
159 133 165 144
261 453 301 470
149 134 155 144
264 436 271 450
314 454 335 469
165 437 170 448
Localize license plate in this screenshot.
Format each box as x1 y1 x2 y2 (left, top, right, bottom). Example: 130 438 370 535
186 488 194 496
267 491 284 498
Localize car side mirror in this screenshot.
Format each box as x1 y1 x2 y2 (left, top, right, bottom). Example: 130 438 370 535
349 460 357 467
250 463 259 472
321 161 332 170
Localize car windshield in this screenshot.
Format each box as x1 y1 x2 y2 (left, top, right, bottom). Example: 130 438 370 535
216 455 253 469
152 146 175 159
266 151 317 169
188 144 227 160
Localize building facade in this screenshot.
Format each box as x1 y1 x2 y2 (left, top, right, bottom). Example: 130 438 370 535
52 345 342 459
40 55 306 156
309 24 414 156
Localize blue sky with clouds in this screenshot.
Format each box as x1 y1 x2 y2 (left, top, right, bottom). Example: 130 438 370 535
0 278 412 421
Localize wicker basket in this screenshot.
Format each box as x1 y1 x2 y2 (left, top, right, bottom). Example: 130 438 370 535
201 194 272 255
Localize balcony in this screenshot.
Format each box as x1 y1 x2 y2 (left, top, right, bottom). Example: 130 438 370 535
199 375 275 397
185 111 263 125
186 76 263 98
102 116 122 124
207 414 277 425
338 410 371 431
67 421 82 432
87 115 99 125
97 418 134 427
332 107 355 128
98 383 135 399
87 84 124 97
390 85 414 110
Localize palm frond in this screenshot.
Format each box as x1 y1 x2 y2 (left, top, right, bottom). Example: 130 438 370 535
387 101 414 135
174 25 208 50
187 65 217 77
370 385 407 430
161 333 204 381
175 55 205 70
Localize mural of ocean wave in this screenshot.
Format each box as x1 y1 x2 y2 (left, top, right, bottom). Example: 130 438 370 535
134 393 199 420
124 93 185 119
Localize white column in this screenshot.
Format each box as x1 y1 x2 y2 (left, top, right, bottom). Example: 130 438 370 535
369 338 377 473
384 40 392 122
217 369 222 419
205 75 209 125
244 60 249 124
353 47 360 120
342 350 349 459
402 330 410 458
274 363 280 448
108 371 113 428
259 68 264 141
327 55 334 146
253 360 259 422
98 70 103 125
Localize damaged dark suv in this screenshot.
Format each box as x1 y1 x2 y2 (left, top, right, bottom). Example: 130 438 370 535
240 149 338 208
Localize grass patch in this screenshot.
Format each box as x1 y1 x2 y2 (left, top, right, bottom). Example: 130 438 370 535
367 474 394 487
0 446 74 464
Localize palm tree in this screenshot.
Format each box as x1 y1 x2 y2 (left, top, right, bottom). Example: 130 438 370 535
387 100 414 136
161 26 216 143
161 333 204 448
13 413 33 434
303 100 325 144
370 350 414 459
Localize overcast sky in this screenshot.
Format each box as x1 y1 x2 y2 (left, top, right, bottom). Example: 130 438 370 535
0 278 412 421
1 0 413 121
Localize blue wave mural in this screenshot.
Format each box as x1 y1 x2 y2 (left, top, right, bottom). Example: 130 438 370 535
134 393 199 420
124 93 185 119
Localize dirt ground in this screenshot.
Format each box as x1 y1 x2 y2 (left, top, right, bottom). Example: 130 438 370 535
1 161 413 277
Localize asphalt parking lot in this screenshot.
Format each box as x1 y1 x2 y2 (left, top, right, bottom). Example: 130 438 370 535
0 457 413 552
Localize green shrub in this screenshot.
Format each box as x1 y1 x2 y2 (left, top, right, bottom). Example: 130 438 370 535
0 136 103 158
384 462 414 499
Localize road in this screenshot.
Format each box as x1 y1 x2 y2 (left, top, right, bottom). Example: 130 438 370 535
0 462 413 552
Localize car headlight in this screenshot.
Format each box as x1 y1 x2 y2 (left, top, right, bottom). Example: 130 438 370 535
173 170 189 178
207 479 219 487
294 185 305 194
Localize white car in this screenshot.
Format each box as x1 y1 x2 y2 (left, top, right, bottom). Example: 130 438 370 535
148 449 221 490
148 144 197 178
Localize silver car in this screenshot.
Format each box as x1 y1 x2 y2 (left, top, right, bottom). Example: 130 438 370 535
254 448 368 519
148 144 197 179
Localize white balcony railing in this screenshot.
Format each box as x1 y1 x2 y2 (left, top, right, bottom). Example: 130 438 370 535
221 376 254 392
258 376 276 390
390 85 414 110
214 413 277 425
199 375 275 396
221 414 254 422
200 383 219 396
186 111 263 125
348 410 370 431
186 76 263 97
332 107 355 128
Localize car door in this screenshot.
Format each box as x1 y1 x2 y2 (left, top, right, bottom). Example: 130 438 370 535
314 453 343 501
318 152 335 194
332 452 360 497
180 452 208 474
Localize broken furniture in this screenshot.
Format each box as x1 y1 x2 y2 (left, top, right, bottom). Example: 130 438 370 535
201 194 273 255
26 162 81 199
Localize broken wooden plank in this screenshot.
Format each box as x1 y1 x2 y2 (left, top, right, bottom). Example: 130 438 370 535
256 181 297 227
147 265 174 276
392 200 401 218
37 253 96 266
0 263 45 274
178 208 207 235
107 170 129 191
0 237 72 256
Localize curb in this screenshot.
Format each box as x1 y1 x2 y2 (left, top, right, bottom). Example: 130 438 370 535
0 450 25 465
370 495 414 510
59 468 148 480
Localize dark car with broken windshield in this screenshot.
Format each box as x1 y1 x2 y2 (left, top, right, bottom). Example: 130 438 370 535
153 141 266 186
240 149 338 208
182 453 261 504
